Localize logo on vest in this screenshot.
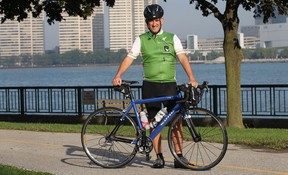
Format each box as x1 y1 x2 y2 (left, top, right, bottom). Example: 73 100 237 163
164 45 170 52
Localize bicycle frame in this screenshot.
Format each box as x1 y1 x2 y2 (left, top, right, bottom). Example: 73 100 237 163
82 81 228 170
119 92 185 140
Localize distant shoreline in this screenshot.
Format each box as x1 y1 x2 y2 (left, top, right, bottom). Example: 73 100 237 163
190 58 288 64
0 63 122 70
0 59 287 69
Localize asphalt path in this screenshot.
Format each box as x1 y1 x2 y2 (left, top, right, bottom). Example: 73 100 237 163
0 130 287 175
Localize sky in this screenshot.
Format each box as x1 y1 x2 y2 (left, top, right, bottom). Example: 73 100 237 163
44 1 256 50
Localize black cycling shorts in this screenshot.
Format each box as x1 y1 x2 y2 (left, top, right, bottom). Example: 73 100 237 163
142 81 177 119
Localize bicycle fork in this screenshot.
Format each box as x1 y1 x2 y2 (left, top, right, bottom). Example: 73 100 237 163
184 114 201 142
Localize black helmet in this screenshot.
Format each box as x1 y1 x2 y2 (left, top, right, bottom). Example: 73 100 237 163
144 4 164 21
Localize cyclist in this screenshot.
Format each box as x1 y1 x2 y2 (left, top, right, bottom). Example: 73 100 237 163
112 4 198 168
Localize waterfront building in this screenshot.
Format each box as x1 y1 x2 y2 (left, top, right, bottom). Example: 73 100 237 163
93 2 105 51
108 0 157 51
0 13 44 57
186 36 223 51
241 14 288 48
184 33 260 55
186 35 198 50
59 3 105 54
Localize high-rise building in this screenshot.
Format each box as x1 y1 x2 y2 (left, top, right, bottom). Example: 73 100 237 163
59 3 105 54
93 4 105 51
186 35 199 50
108 0 157 51
59 15 93 54
0 13 44 57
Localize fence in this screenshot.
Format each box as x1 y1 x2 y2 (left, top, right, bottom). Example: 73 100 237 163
0 84 287 118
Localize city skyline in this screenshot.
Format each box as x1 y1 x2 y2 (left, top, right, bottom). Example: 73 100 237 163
45 1 256 50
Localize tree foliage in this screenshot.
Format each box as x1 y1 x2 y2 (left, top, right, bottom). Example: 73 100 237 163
0 0 115 24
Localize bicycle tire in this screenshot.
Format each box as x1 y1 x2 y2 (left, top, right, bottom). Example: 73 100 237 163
81 107 138 168
167 107 228 170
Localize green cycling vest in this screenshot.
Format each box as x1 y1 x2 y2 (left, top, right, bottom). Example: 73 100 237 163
140 31 177 82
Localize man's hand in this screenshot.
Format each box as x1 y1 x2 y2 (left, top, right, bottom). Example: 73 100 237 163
112 77 122 86
189 80 198 88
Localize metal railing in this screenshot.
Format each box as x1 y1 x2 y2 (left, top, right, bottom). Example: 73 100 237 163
0 84 287 118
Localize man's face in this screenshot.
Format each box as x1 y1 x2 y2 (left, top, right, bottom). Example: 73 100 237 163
147 18 164 34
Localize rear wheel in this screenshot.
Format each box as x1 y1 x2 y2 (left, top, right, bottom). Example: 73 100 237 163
81 107 138 168
168 107 228 170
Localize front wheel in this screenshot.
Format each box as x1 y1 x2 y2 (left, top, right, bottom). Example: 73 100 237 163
81 107 138 168
168 107 228 170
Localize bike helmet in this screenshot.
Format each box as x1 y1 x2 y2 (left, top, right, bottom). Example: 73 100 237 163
144 4 164 21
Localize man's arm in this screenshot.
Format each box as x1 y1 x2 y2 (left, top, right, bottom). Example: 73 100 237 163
112 56 134 86
177 53 198 87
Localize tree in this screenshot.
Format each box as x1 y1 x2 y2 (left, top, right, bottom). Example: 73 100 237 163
185 0 288 128
1 0 287 127
279 47 288 58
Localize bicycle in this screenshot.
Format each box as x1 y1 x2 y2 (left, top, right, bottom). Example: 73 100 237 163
81 80 228 170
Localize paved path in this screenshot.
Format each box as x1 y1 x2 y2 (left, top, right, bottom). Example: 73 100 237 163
0 130 287 175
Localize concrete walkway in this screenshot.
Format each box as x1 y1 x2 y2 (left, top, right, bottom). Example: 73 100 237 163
0 130 287 175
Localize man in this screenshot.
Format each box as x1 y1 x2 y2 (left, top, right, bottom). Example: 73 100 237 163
112 4 198 168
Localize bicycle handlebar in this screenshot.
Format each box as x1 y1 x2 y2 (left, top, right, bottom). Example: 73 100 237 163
176 81 208 105
113 80 208 105
121 80 139 85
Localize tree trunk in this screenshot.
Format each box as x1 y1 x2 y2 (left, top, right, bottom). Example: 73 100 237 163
222 11 244 128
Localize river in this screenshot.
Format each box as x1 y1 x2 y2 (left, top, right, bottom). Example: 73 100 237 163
0 62 287 87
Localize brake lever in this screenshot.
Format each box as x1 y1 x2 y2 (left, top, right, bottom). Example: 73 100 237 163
176 83 190 104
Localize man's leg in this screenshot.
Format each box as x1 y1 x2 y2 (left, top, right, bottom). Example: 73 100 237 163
152 130 162 154
171 117 183 154
142 81 165 168
171 116 189 168
148 114 165 168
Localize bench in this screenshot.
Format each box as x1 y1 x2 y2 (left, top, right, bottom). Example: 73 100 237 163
97 99 146 112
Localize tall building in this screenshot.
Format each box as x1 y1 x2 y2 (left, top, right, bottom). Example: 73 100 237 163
93 4 105 51
187 35 199 50
59 3 105 54
108 0 157 51
59 15 93 54
0 13 44 57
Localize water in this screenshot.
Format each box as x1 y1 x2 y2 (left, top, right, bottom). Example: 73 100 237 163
0 62 287 87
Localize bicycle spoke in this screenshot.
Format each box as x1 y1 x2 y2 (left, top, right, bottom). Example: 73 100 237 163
81 107 137 168
168 107 228 170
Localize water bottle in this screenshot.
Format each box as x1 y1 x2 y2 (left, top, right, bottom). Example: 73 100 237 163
150 107 167 128
140 111 150 130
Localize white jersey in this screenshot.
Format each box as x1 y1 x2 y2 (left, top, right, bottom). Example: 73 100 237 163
127 30 185 59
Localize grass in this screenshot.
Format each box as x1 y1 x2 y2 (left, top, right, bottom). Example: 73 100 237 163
0 164 53 175
227 127 288 150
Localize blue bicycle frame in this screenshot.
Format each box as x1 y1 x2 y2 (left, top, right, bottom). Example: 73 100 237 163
120 91 185 140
